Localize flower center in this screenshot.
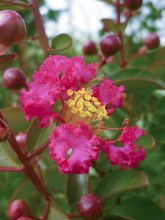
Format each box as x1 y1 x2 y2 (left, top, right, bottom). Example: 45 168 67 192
64 88 108 124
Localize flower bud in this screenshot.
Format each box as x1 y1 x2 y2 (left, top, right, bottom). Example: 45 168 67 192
138 45 148 56
7 199 30 220
124 0 143 11
144 33 160 49
16 217 34 220
82 41 98 56
15 132 27 149
3 68 26 90
77 194 103 220
0 10 26 46
100 34 121 57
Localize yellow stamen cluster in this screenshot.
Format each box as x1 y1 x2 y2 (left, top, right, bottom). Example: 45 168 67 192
65 88 108 124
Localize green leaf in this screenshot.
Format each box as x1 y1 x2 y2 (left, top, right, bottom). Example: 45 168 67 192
0 53 16 71
136 133 156 151
107 68 164 115
51 33 72 51
113 196 165 220
1 106 29 133
26 119 54 151
48 204 69 220
0 141 20 167
95 170 149 199
101 18 127 32
67 174 88 207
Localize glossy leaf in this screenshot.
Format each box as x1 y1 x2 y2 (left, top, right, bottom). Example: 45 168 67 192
1 106 29 132
113 196 165 220
26 119 54 151
67 174 88 207
51 33 72 51
95 170 149 199
48 202 69 220
0 141 20 167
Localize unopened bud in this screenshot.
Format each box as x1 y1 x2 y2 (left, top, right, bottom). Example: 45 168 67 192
138 46 148 56
100 34 121 57
77 194 103 220
3 68 26 90
7 199 30 220
0 10 26 46
82 41 98 56
124 0 143 11
144 33 160 49
16 217 34 220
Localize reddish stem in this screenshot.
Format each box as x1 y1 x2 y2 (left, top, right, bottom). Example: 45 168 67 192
27 140 49 159
0 0 32 8
67 213 81 219
41 200 51 220
116 0 127 68
8 132 51 201
31 0 50 52
0 166 23 172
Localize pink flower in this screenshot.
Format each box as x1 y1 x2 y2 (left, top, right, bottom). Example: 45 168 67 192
49 122 100 174
20 56 96 127
92 79 125 114
119 126 145 145
102 126 146 169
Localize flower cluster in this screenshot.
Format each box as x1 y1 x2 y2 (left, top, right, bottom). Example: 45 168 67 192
20 55 146 174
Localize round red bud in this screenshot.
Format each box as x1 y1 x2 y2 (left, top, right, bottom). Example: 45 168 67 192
144 33 160 49
16 217 34 220
7 199 30 220
124 0 143 11
77 194 103 220
0 10 26 46
138 45 148 56
100 34 121 57
82 41 98 56
3 68 26 90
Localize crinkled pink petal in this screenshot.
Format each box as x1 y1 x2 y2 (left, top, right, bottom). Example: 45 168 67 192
104 143 146 169
101 126 146 169
119 126 145 145
49 122 100 174
92 79 125 114
20 55 96 127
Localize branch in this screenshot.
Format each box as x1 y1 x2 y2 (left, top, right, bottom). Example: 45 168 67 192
0 166 23 172
27 140 49 159
31 0 50 52
116 0 127 68
0 0 32 8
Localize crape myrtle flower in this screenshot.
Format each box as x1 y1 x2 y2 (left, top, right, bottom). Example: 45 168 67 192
102 126 146 169
20 55 146 174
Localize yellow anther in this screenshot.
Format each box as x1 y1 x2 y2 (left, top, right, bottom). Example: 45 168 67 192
67 89 74 96
76 100 84 111
65 88 108 124
68 100 76 108
84 94 91 101
79 112 87 118
71 107 78 114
